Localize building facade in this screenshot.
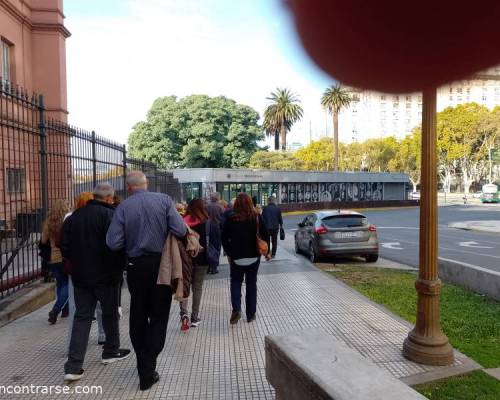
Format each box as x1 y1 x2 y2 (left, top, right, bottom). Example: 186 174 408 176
173 168 409 205
341 68 500 141
0 0 70 121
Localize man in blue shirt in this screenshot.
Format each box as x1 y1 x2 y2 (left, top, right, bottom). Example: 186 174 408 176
107 171 186 391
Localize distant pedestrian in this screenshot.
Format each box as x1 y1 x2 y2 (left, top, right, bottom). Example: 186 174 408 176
262 196 283 259
179 199 218 330
62 184 129 383
107 171 187 391
206 192 223 274
222 193 269 325
41 200 70 325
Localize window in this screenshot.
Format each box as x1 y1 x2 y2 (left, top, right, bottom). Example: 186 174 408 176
393 96 399 101
457 87 463 94
1 39 12 82
449 96 453 101
380 95 386 101
405 96 412 101
406 102 411 109
7 168 25 194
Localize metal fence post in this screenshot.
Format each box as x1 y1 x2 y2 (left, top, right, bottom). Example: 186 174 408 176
38 94 48 222
122 144 127 196
92 130 97 188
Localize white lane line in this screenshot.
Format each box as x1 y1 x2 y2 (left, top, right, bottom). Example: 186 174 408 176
380 234 500 260
381 242 404 250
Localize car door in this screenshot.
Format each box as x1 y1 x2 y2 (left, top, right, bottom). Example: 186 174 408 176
297 215 311 250
304 214 316 247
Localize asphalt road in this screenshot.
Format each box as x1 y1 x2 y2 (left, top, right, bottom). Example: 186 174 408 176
283 204 500 273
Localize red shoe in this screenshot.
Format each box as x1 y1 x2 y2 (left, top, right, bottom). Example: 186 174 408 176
180 315 190 332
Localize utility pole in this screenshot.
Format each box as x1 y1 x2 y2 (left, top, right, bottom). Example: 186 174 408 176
489 145 493 184
309 120 312 144
403 87 454 366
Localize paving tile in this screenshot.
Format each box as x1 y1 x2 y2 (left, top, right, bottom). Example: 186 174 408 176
0 247 475 398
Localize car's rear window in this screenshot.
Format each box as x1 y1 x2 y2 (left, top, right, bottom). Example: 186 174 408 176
321 215 367 228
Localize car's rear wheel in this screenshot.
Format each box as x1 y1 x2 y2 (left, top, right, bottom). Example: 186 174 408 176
309 242 318 263
365 254 379 263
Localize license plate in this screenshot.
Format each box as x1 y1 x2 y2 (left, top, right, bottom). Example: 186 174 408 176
334 231 362 239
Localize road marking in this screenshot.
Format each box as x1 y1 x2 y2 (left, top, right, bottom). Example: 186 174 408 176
381 242 404 250
458 241 493 249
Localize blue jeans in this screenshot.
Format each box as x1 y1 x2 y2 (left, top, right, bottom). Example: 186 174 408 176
230 259 260 319
50 262 68 314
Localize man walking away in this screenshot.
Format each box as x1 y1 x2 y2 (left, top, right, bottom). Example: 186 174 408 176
107 171 187 391
62 184 129 383
206 192 223 274
262 196 283 258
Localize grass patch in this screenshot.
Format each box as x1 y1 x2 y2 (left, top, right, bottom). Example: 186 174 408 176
328 265 500 368
413 370 500 400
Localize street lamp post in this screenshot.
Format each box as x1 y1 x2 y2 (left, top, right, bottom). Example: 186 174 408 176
402 87 455 366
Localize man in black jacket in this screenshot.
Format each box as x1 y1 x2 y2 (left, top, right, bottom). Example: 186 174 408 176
62 184 130 382
262 196 283 258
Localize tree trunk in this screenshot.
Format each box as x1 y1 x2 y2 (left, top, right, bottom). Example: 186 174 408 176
411 179 418 193
274 132 279 151
333 111 339 170
280 125 287 151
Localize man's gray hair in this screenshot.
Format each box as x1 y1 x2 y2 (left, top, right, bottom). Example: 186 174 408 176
93 183 115 200
268 195 276 204
210 192 221 202
126 171 147 188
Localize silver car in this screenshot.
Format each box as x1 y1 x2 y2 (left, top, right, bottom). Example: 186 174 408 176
294 210 379 263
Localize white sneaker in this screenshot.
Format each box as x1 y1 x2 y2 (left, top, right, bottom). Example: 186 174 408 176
64 369 84 382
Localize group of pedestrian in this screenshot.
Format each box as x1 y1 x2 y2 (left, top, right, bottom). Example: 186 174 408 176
39 171 284 391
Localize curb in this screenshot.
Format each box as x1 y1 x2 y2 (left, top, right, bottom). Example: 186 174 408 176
448 221 500 234
0 281 55 328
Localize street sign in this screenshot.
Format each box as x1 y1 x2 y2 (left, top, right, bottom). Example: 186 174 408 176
490 149 500 163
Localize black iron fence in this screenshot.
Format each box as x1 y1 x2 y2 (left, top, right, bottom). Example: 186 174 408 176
0 80 180 298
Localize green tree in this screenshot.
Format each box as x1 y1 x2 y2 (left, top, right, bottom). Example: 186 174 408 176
128 95 264 168
437 103 492 193
389 129 421 192
321 84 352 170
263 88 303 151
360 136 399 172
294 137 335 170
248 150 303 170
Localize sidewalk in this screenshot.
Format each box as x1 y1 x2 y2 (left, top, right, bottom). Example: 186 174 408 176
449 220 500 233
0 248 478 399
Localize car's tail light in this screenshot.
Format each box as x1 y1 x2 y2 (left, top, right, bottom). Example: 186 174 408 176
368 225 377 232
315 225 328 234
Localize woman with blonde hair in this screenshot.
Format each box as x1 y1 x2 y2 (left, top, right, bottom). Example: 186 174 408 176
41 199 70 324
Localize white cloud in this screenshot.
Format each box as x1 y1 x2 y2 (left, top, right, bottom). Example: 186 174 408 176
66 0 332 148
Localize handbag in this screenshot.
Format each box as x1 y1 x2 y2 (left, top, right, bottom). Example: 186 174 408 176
280 226 285 241
255 216 269 256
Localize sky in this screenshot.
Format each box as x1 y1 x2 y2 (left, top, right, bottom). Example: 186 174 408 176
65 0 336 148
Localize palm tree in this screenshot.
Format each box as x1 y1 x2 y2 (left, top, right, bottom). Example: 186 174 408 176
321 84 352 170
264 88 303 151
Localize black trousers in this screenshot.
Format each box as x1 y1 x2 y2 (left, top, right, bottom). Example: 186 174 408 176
267 229 279 257
230 259 260 319
64 282 120 374
127 255 173 382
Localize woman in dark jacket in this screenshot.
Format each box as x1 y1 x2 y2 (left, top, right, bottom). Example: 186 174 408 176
222 193 269 325
180 198 219 331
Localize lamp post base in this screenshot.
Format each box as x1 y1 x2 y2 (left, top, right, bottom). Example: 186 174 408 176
403 331 454 366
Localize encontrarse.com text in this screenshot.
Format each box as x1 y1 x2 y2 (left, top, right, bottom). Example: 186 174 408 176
0 385 103 395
